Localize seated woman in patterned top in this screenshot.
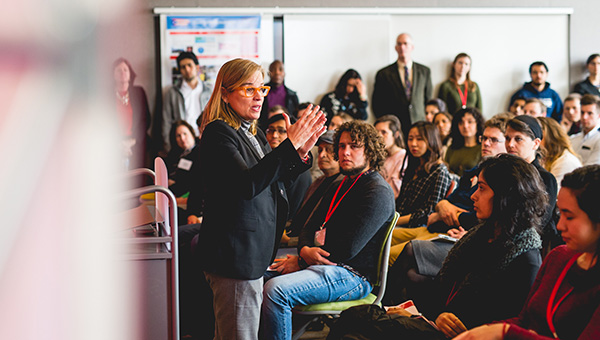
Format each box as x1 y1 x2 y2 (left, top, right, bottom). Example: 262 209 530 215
391 121 452 263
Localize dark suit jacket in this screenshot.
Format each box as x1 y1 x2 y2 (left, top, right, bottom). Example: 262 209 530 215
124 86 150 168
196 120 311 280
372 62 433 137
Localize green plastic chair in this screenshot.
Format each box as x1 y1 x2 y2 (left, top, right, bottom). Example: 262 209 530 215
291 212 400 340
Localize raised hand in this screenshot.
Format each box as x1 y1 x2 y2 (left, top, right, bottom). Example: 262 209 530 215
285 104 327 157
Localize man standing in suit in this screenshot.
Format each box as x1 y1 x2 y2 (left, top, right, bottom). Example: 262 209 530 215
372 33 433 138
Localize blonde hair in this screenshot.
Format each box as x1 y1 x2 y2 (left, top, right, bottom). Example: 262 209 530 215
538 117 580 171
199 58 264 135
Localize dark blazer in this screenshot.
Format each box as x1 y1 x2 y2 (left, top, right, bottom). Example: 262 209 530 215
372 62 433 138
196 120 311 280
125 85 151 168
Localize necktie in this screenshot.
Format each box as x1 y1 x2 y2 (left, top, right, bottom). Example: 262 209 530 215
404 65 412 99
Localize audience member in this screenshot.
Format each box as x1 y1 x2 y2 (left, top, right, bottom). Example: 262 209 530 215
570 94 600 166
330 154 545 340
283 130 344 239
375 115 408 198
538 117 583 187
510 61 563 121
455 165 600 340
319 69 368 121
261 121 395 340
113 57 150 169
373 33 433 138
383 118 510 305
438 53 483 115
523 97 547 118
328 112 353 131
266 104 289 120
505 115 559 248
433 111 453 159
265 114 312 219
425 98 447 123
259 60 299 128
157 51 212 154
428 117 509 234
391 122 452 260
560 93 582 135
164 120 200 198
509 97 526 116
195 58 325 340
574 53 600 97
444 107 484 176
296 102 313 119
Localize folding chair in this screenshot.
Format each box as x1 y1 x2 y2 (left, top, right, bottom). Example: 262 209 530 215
291 212 400 340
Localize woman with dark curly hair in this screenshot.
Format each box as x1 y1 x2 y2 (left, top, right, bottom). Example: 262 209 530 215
389 121 452 262
456 165 600 340
329 154 546 340
445 107 485 176
319 68 368 122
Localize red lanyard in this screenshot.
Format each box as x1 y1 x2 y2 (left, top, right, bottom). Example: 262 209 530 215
446 282 459 306
456 82 469 109
323 172 364 228
546 254 579 338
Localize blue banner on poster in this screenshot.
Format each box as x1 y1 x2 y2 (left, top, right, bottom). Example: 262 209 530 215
167 16 261 30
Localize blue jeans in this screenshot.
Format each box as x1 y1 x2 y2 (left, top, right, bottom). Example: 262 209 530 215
261 265 372 340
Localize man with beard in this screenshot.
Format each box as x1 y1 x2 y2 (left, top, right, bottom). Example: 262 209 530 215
510 61 563 122
261 121 396 340
157 51 212 154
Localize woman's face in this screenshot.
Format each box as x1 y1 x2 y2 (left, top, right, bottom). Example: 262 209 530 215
471 171 494 220
504 126 540 163
425 105 439 123
375 121 397 150
114 62 130 89
557 187 600 254
454 56 471 78
346 78 358 95
407 127 428 158
329 115 344 131
458 113 478 139
175 125 196 150
434 114 451 139
223 70 265 121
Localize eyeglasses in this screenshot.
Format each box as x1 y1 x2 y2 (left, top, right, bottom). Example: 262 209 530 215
266 128 287 135
479 135 505 144
234 86 270 97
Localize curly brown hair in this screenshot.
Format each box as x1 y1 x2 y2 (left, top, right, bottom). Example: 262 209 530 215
333 121 386 171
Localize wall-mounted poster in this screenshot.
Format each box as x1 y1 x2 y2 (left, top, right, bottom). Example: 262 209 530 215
159 14 270 89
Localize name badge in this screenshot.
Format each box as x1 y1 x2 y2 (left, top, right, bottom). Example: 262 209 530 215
314 228 326 246
178 158 193 171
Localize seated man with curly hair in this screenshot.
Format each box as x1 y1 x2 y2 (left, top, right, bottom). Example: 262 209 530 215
261 121 396 340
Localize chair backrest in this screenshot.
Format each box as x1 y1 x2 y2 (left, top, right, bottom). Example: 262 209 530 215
372 211 400 306
154 157 170 238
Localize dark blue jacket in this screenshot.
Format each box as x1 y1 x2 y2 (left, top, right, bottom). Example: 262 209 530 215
510 82 563 121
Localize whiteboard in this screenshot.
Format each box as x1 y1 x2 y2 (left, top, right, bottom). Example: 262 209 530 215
283 13 569 120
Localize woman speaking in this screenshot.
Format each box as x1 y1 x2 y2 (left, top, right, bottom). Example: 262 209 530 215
196 58 326 340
